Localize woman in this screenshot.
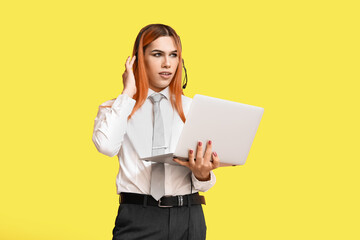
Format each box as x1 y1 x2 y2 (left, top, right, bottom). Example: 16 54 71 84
92 23 220 240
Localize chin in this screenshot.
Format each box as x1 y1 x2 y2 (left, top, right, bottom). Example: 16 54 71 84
156 81 172 88
149 78 173 91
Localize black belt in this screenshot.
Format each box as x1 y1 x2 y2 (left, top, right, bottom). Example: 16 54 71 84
119 192 206 207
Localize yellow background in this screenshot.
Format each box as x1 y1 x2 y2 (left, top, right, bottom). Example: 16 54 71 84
1 0 359 239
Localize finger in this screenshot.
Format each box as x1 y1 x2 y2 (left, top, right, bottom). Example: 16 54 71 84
203 140 212 163
196 141 204 166
188 149 195 167
173 158 189 168
211 152 220 169
130 55 136 68
125 56 130 69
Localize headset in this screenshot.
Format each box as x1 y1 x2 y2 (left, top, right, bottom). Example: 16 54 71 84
134 26 188 89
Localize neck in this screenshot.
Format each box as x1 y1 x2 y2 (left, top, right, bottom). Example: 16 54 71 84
149 86 166 93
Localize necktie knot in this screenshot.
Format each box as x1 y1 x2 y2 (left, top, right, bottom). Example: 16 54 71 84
149 93 165 104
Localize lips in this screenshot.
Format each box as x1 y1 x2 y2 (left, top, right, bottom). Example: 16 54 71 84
159 71 172 75
159 71 172 79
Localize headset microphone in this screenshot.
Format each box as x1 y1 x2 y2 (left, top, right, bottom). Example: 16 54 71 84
182 58 188 89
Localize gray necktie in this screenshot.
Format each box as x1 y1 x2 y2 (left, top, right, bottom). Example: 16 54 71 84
149 93 166 201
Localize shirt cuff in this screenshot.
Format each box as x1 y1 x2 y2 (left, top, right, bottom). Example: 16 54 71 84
111 93 136 115
191 170 216 192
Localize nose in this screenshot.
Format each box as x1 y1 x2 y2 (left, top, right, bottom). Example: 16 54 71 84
162 56 171 68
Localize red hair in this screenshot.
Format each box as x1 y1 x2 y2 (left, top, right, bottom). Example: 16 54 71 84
129 24 186 122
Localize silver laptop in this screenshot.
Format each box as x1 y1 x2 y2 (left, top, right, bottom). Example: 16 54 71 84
140 94 264 167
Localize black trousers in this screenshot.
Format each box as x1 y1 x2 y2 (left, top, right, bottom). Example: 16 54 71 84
112 203 207 240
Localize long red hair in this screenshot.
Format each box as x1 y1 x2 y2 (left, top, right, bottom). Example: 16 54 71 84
130 24 186 122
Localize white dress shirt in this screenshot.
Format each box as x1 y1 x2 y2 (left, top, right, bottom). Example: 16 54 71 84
92 86 216 196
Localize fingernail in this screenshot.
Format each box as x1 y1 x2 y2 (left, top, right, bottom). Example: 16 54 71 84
198 141 202 146
208 140 212 145
190 149 193 154
213 152 217 157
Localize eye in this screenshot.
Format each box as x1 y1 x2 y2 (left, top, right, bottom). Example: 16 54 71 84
152 53 177 57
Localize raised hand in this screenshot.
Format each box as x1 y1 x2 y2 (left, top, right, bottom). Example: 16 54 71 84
173 140 220 181
121 55 137 98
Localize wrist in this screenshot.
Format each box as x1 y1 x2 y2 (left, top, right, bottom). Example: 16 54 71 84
122 88 135 98
194 172 211 181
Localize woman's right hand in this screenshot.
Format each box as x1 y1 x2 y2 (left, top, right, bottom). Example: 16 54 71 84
121 55 137 98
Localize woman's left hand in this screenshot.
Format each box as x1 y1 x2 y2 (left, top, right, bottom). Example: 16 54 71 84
173 140 220 181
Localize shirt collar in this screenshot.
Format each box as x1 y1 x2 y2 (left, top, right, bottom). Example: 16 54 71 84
147 86 170 100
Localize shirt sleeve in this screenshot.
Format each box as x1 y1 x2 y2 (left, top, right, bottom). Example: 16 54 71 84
191 170 216 192
92 93 136 157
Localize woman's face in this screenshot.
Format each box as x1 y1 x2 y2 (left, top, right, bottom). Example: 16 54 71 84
144 36 179 92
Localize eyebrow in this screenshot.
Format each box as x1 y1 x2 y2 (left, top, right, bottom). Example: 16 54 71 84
151 49 177 53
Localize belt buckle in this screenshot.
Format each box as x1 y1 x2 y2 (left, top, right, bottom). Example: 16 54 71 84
158 197 173 208
178 195 184 206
